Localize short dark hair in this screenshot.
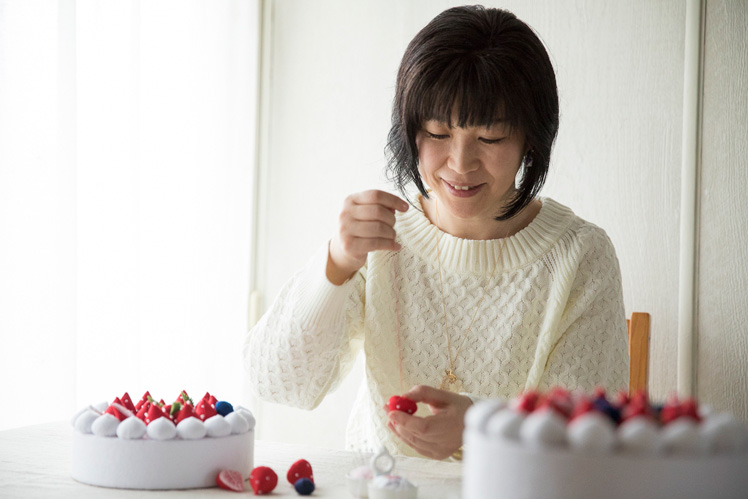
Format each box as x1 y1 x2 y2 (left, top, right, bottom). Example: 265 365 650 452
385 5 559 220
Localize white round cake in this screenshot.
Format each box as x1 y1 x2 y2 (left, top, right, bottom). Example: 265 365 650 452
71 391 255 490
463 388 748 499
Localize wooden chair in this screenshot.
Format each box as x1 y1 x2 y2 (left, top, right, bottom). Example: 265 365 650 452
627 312 650 396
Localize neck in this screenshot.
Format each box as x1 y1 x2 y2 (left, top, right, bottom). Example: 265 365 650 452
421 194 541 240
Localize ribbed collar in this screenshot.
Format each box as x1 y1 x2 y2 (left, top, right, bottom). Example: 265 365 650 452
396 195 576 274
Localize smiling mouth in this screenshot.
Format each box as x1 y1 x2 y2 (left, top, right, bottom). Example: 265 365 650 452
445 181 480 191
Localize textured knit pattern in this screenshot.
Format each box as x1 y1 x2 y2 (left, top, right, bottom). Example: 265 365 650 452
243 197 628 458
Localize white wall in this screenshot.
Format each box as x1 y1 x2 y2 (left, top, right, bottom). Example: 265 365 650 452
250 0 748 448
697 0 748 422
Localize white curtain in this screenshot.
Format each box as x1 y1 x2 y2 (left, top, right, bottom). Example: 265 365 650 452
0 0 259 430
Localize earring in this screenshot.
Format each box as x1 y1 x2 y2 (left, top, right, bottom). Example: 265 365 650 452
523 152 533 169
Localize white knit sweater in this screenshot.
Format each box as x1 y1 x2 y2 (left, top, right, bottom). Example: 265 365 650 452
243 196 628 457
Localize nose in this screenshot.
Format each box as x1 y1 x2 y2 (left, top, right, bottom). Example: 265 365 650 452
447 137 480 174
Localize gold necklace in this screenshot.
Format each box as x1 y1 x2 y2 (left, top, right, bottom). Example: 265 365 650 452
434 199 504 392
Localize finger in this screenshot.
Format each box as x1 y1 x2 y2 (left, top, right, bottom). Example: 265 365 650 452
402 385 458 408
348 204 397 227
388 421 433 455
342 219 397 241
388 410 431 436
350 190 409 212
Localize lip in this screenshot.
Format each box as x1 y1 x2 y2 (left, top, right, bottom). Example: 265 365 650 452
442 179 484 198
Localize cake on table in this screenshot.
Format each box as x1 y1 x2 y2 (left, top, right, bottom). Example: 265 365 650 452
71 390 255 490
463 388 748 499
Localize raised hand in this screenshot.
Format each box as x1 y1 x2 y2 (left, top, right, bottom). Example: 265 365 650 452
327 190 409 285
385 385 473 460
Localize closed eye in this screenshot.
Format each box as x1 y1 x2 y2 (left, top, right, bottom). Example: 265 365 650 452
425 131 449 140
479 137 506 144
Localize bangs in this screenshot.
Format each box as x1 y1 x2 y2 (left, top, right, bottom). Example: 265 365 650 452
409 54 521 130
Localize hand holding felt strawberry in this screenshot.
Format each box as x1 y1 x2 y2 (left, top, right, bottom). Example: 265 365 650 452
387 385 473 460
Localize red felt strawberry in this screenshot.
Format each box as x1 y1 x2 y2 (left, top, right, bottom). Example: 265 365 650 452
208 394 218 408
145 403 165 425
216 469 244 492
614 390 630 408
680 398 701 422
249 466 277 495
120 392 136 412
176 390 192 405
388 396 417 415
515 390 540 413
286 459 314 485
661 394 683 424
176 403 195 423
195 399 217 421
136 401 151 422
570 397 596 421
105 399 129 421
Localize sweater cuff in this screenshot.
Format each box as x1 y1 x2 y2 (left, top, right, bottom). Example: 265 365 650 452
294 241 360 328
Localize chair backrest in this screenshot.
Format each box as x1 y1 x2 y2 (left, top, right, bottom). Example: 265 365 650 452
627 312 650 396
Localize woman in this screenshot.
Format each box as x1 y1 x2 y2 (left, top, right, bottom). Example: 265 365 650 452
244 5 628 460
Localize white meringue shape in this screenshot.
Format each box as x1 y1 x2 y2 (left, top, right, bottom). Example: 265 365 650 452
74 410 101 434
116 416 146 440
91 413 120 437
176 416 207 440
519 409 567 448
235 406 256 431
464 399 507 432
204 414 232 437
92 400 109 412
701 413 748 454
618 416 661 455
485 409 525 440
146 417 177 440
225 411 250 434
71 406 90 427
661 419 706 455
567 412 616 454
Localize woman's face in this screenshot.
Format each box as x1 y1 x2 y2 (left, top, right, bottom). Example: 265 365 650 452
416 119 527 238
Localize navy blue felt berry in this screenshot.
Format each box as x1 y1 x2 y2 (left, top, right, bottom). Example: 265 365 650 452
294 477 315 495
215 401 234 416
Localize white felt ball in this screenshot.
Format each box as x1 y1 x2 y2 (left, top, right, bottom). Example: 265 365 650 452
92 401 109 412
74 410 99 434
701 413 748 454
519 409 567 448
485 409 525 440
567 412 616 454
204 415 232 438
71 406 89 427
116 416 146 440
177 416 207 440
91 414 120 437
464 399 507 432
235 406 256 431
147 417 177 440
225 412 250 434
618 416 661 455
661 419 706 455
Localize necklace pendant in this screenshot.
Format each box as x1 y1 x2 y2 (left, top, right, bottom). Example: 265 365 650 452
439 369 463 393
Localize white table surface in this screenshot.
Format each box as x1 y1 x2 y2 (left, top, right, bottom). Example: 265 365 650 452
0 422 463 498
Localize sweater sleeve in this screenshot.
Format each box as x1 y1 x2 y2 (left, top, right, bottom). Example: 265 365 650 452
537 228 629 393
243 242 366 410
